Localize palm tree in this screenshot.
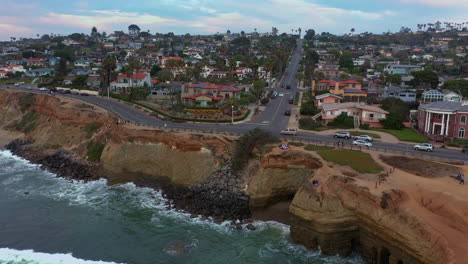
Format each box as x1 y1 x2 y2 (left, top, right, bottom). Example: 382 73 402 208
101 55 116 98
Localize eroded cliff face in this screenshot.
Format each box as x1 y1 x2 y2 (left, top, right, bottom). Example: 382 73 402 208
0 90 231 186
289 173 448 264
246 150 322 208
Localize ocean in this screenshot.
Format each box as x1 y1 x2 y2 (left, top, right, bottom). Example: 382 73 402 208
0 150 364 264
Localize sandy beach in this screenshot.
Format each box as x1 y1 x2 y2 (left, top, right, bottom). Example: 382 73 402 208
0 129 23 148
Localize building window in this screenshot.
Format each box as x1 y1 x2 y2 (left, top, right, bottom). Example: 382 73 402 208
369 113 374 118
459 128 465 138
438 114 443 119
461 116 466 125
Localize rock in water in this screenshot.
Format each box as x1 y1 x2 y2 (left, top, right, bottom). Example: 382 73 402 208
163 242 186 257
246 224 256 231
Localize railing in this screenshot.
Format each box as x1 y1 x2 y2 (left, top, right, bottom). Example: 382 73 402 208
280 137 467 165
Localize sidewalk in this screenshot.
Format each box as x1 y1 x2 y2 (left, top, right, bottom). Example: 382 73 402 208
234 105 257 124
287 92 303 128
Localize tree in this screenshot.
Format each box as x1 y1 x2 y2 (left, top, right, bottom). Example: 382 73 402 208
380 113 404 130
411 69 439 89
339 51 354 70
128 24 141 38
54 58 68 83
441 80 468 97
226 29 231 35
101 55 116 96
385 74 402 86
157 69 173 82
252 80 265 102
303 29 316 40
150 64 162 77
381 97 410 122
69 33 84 42
91 26 98 36
72 75 88 87
272 27 279 36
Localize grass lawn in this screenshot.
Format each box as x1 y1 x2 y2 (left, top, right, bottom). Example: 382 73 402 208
304 144 334 151
350 131 381 139
372 128 428 143
289 142 305 147
317 149 383 173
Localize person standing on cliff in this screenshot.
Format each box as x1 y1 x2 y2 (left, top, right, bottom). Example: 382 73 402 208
460 174 465 185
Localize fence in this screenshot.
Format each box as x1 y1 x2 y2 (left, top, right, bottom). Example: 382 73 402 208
281 136 467 165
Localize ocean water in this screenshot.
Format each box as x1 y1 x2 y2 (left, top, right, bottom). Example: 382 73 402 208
0 150 364 264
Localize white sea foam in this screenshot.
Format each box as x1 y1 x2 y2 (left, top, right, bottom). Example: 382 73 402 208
0 248 124 264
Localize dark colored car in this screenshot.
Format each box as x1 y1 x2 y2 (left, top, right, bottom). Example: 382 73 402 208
79 92 89 96
71 91 79 95
288 96 294 104
286 85 291 90
284 110 291 116
462 148 468 154
63 90 71 94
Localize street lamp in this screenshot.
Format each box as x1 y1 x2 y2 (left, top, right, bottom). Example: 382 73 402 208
231 105 234 124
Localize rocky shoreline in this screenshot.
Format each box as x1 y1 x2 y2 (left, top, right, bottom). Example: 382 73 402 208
5 139 254 228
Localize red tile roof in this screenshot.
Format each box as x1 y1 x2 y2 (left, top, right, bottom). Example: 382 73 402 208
151 79 159 84
186 82 240 92
118 73 149 79
164 56 182 60
27 58 44 61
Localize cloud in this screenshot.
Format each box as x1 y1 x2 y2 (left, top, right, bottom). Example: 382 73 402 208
38 10 178 31
400 0 468 7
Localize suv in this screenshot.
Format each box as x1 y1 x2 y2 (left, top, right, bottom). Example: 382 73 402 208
288 96 295 104
354 135 373 141
414 143 434 152
280 128 298 136
333 131 351 139
271 91 278 99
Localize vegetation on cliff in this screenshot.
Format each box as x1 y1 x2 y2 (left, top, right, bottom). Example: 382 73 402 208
233 128 279 171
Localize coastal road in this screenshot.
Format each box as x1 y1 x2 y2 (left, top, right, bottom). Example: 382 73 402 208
1 39 468 162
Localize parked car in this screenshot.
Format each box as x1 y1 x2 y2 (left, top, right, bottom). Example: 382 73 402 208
15 82 25 86
280 128 298 136
288 96 294 104
286 85 291 90
414 143 433 152
284 110 291 116
333 131 351 139
71 91 79 95
462 148 468 154
354 135 373 141
79 92 89 96
353 139 372 147
271 91 278 99
26 86 33 90
39 87 48 91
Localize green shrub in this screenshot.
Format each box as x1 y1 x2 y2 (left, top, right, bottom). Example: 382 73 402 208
289 142 305 147
87 141 105 162
13 111 39 133
299 118 322 130
359 123 370 130
260 97 270 105
84 122 100 138
233 128 279 171
328 113 354 129
380 113 404 130
19 93 36 112
128 137 135 143
300 103 319 116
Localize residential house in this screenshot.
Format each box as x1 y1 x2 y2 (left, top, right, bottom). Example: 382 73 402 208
314 67 340 80
421 89 462 103
201 66 215 78
74 59 92 68
69 68 91 76
25 68 54 77
1 65 26 73
418 101 468 140
27 58 47 67
149 82 183 104
86 76 101 88
257 66 271 80
181 82 240 107
320 102 388 127
161 56 183 66
48 57 61 67
315 93 343 107
313 80 367 102
0 70 13 78
384 64 422 75
110 73 151 93
381 86 417 102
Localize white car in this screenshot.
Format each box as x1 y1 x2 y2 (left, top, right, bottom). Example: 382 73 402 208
354 135 373 141
353 139 372 147
39 87 48 91
280 128 298 136
414 143 433 152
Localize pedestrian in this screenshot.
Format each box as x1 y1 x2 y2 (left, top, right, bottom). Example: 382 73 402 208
460 174 465 185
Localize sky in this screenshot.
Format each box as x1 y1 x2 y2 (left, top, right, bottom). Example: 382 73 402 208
1 0 468 41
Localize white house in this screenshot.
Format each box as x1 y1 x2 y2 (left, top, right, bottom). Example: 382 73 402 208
110 73 152 93
421 89 463 103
